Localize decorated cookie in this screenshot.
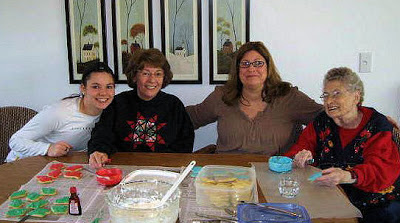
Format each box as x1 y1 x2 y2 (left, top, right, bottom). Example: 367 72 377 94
6 208 28 217
49 162 65 170
54 196 69 205
40 187 57 196
27 208 51 218
64 171 82 179
26 192 42 202
51 205 68 214
36 175 54 184
64 165 83 172
47 169 62 178
27 200 49 209
8 199 25 209
9 190 27 200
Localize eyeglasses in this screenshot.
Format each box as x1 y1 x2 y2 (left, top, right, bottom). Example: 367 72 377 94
139 70 164 79
320 90 347 101
239 60 266 68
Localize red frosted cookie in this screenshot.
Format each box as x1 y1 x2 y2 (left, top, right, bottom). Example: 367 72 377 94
47 169 62 179
49 163 65 170
36 176 54 184
64 165 83 172
63 171 82 179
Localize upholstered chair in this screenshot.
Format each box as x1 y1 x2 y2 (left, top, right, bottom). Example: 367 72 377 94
0 106 37 164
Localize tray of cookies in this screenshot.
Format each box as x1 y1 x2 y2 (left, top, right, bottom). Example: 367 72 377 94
195 165 256 208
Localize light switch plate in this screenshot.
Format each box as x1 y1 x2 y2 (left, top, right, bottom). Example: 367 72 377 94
359 52 372 73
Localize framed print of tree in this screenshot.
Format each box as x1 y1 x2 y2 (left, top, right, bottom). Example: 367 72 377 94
112 0 153 83
65 0 107 84
160 0 202 84
209 0 250 84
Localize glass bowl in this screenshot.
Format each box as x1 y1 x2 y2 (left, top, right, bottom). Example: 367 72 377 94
106 180 180 223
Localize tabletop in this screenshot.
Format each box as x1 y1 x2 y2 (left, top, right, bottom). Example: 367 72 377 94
0 152 357 223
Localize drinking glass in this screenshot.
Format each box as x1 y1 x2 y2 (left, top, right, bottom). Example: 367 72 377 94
278 176 300 198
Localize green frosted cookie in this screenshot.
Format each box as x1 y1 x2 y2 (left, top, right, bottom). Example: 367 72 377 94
27 200 49 209
40 187 57 196
6 208 28 217
54 196 69 205
27 208 51 218
9 190 27 200
8 199 25 209
26 192 42 202
51 205 68 214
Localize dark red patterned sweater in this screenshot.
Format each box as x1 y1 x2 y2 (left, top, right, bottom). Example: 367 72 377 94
285 107 400 209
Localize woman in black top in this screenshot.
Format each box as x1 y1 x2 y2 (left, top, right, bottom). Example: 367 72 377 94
88 49 194 168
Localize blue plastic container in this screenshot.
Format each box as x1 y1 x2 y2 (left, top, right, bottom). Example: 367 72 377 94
237 203 311 223
269 156 293 173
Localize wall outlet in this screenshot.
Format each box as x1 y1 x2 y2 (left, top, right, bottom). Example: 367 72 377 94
359 52 372 73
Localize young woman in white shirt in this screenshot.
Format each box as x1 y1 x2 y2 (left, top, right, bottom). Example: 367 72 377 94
6 62 116 162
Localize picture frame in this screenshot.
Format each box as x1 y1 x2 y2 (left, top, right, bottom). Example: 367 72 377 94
112 0 154 83
160 0 202 84
209 0 250 84
65 0 107 84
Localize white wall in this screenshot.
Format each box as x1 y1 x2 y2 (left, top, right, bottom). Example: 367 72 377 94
1 0 399 150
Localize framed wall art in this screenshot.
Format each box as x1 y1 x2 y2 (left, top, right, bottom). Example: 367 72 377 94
160 0 202 84
112 0 153 83
209 0 250 84
65 0 107 84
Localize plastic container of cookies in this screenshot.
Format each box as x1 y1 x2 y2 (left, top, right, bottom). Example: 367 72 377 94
195 165 256 208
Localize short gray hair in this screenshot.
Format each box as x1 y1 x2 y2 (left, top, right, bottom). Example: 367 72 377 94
323 67 364 104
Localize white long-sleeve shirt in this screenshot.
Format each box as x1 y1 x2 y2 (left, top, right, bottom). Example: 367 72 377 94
6 97 100 162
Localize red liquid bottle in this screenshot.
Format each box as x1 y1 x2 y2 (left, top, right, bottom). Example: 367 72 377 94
69 186 82 215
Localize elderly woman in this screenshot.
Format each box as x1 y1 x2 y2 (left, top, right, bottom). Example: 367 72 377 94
285 67 400 223
187 41 323 155
88 49 194 168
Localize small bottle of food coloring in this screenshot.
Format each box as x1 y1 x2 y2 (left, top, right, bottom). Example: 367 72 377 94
69 186 82 215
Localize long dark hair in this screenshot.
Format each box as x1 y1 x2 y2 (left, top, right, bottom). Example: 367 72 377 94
63 62 116 100
222 41 291 106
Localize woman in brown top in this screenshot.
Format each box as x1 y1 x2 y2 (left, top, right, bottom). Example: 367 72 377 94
186 41 323 155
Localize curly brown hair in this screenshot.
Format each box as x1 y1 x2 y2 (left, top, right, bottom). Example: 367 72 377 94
125 48 173 88
222 41 291 106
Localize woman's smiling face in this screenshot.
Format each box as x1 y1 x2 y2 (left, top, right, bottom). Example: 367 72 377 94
134 65 164 101
239 50 268 90
80 71 115 113
322 80 360 119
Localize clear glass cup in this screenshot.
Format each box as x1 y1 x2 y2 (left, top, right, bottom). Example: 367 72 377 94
278 176 300 198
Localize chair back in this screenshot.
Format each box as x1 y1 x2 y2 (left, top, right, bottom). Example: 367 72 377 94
393 127 400 151
0 106 37 164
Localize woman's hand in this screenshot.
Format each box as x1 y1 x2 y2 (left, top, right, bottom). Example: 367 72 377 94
293 149 313 168
89 151 109 169
47 141 72 157
314 167 354 186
